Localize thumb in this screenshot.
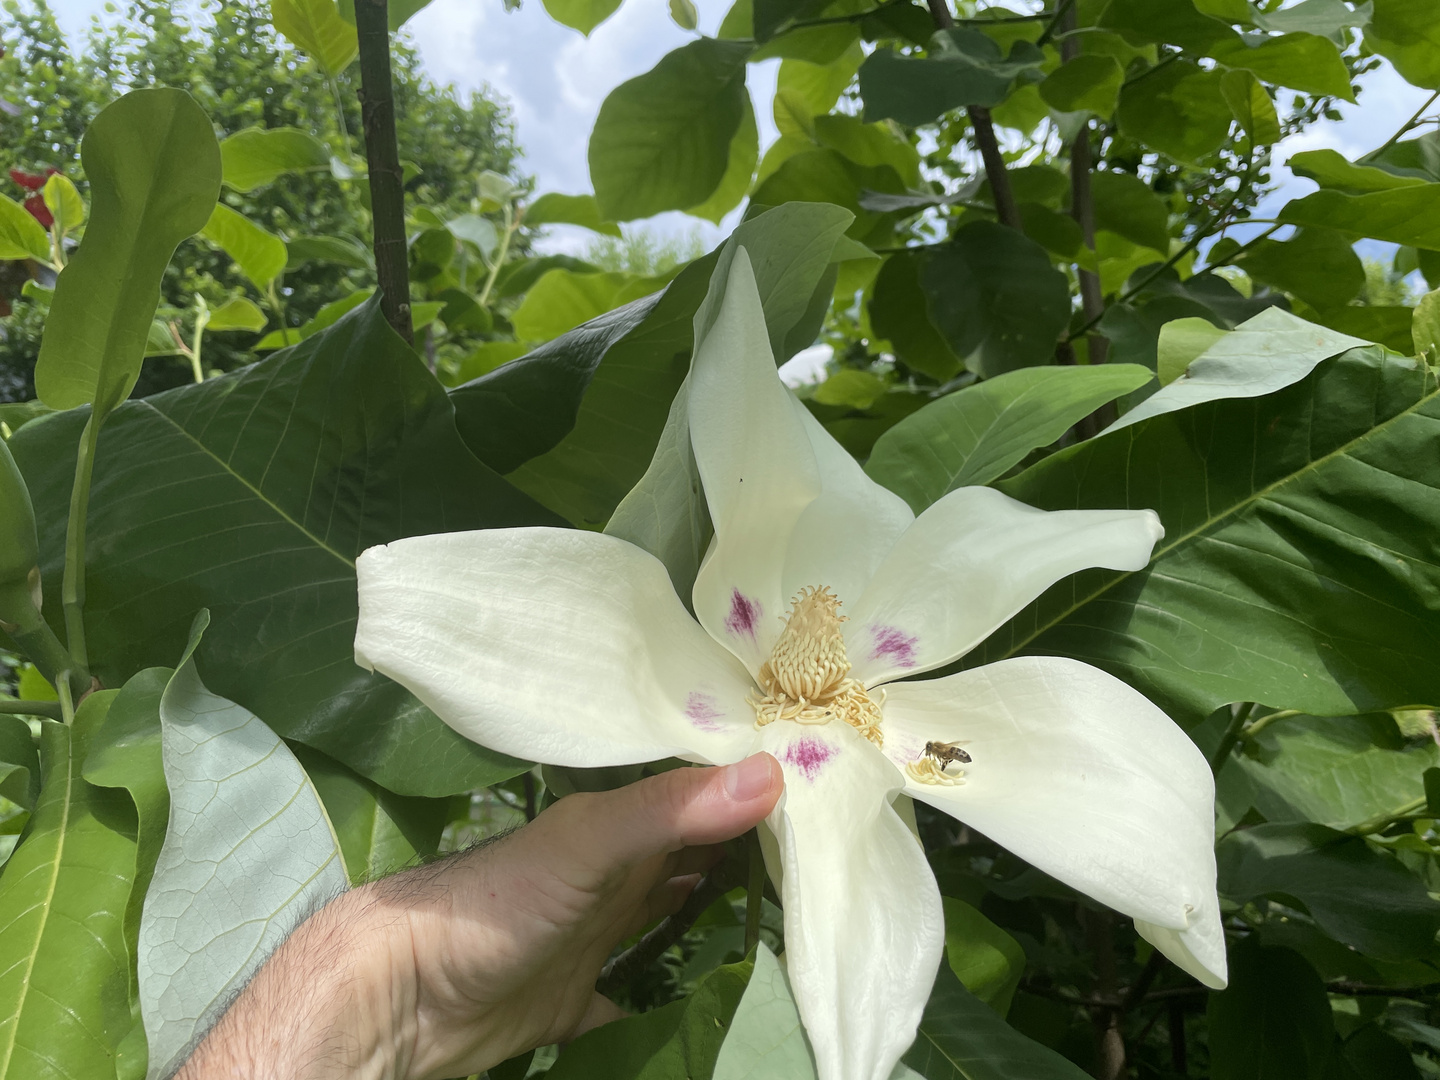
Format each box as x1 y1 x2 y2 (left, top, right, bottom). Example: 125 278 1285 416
558 753 783 871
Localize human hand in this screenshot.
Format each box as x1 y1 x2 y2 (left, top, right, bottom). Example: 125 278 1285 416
175 752 784 1080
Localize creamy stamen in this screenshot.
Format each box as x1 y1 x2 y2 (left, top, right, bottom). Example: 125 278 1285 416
749 586 884 747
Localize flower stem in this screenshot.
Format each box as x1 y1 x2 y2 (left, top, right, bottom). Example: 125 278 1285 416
745 828 764 957
0 699 62 720
61 414 100 674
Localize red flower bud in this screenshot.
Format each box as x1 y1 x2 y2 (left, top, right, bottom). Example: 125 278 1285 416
9 167 58 191
23 194 52 229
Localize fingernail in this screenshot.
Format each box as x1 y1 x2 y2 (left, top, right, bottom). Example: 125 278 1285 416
724 753 774 802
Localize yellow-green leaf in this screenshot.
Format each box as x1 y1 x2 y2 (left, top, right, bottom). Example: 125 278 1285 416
202 203 288 288
41 174 85 237
271 0 358 73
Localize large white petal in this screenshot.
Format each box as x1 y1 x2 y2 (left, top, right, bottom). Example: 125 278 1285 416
355 528 758 767
844 487 1162 685
780 404 914 611
880 656 1226 988
690 249 823 674
758 719 943 1080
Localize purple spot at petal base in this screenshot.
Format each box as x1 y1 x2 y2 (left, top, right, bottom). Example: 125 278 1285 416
870 624 918 669
725 589 763 639
685 692 724 733
781 735 835 783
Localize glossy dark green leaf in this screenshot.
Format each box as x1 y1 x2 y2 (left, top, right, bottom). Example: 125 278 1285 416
689 95 760 224
1365 0 1440 90
526 192 622 237
1215 713 1439 831
866 364 1153 512
1207 941 1335 1080
294 744 447 883
460 203 854 527
588 39 752 222
33 89 221 419
0 716 38 810
868 251 962 381
549 957 752 1078
1280 184 1440 250
919 220 1071 378
902 961 1091 1080
220 126 331 192
0 694 137 1080
858 30 1044 127
1228 228 1365 309
1116 60 1231 164
1218 823 1440 960
971 347 1440 723
12 299 556 795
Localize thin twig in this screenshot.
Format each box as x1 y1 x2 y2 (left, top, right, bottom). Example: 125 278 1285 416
1372 89 1440 157
597 866 735 995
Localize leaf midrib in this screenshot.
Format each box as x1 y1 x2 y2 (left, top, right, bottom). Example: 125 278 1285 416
139 399 355 570
997 368 1440 661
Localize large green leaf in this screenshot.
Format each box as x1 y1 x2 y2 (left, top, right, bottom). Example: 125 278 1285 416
750 148 903 240
1116 60 1231 164
1209 32 1353 99
857 30 1044 127
1222 228 1364 309
201 203 288 288
271 0 358 74
33 89 220 419
1207 941 1335 1080
0 716 39 809
1365 0 1440 89
0 192 51 262
0 693 137 1080
588 39 752 222
941 897 1024 1017
82 668 171 1080
219 126 331 192
1089 171 1171 254
1107 307 1368 432
1287 148 1425 195
688 95 760 224
471 203 855 527
919 220 1072 378
525 192 622 237
1280 184 1440 250
868 251 962 382
512 269 670 343
902 962 1091 1080
138 614 348 1080
11 299 557 795
968 346 1440 724
294 744 447 883
551 956 752 1078
541 0 623 35
1218 823 1440 961
1038 54 1123 118
865 365 1153 512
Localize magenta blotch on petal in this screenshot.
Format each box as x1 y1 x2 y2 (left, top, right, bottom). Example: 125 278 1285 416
781 734 836 783
684 692 725 732
868 624 919 669
725 589 763 639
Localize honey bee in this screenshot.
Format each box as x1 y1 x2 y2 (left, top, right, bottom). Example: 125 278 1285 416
922 740 972 770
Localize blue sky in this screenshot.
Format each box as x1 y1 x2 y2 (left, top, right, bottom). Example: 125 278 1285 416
43 0 1435 255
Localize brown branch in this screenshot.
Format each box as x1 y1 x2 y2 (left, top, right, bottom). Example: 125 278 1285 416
925 0 1021 229
596 866 735 996
355 0 413 345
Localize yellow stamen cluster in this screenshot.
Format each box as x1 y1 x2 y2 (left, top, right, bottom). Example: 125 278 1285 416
750 586 884 747
905 757 965 786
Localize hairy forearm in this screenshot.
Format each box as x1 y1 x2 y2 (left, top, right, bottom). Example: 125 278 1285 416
174 887 418 1080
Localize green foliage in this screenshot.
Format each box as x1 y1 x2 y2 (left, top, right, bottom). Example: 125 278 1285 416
2 1 1440 1077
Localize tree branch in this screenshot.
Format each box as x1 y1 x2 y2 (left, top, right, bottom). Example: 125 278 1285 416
355 0 413 345
925 0 1020 229
596 865 736 996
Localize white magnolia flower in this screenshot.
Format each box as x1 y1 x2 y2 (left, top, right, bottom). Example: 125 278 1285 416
354 250 1226 1080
